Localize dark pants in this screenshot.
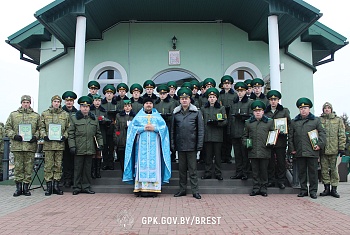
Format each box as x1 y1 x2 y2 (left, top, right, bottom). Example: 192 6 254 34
297 157 318 194
178 151 198 194
204 142 222 177
73 155 93 191
221 133 233 162
267 147 287 184
103 134 114 168
117 147 125 174
232 138 249 176
251 158 269 193
62 141 74 184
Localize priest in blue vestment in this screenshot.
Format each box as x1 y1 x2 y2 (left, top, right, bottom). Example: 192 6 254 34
123 97 171 197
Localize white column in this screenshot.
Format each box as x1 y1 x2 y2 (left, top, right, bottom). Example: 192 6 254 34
73 16 87 100
268 15 281 92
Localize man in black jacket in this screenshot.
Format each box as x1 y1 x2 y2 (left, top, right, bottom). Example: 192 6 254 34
171 87 204 200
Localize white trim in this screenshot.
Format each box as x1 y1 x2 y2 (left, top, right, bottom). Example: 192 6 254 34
151 68 201 82
88 61 128 85
224 61 262 80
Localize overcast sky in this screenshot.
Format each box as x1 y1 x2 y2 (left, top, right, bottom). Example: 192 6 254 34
0 0 349 123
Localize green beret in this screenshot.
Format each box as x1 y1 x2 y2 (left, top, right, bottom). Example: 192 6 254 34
143 80 155 89
267 90 281 100
296 97 313 108
252 78 264 87
181 82 193 90
92 94 102 100
221 75 234 84
190 80 200 89
117 83 129 92
88 81 100 89
167 81 177 89
244 79 252 87
203 78 216 88
156 84 170 93
78 96 93 106
103 84 116 94
62 91 77 100
206 87 219 98
234 82 248 91
177 87 192 98
123 99 132 105
130 83 143 94
251 100 266 111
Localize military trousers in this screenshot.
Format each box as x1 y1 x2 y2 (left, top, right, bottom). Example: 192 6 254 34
73 155 93 191
103 134 114 167
221 132 233 162
13 151 34 183
178 151 198 194
117 147 125 173
251 158 269 193
232 138 249 176
297 157 318 194
62 141 74 183
44 150 63 182
204 142 222 177
320 154 339 186
267 147 287 184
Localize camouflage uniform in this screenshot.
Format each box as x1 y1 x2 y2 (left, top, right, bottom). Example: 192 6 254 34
5 107 40 184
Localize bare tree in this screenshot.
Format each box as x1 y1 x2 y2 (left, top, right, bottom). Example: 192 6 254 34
340 113 350 132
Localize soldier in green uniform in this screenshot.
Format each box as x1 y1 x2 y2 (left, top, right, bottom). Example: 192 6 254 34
90 94 109 179
200 78 216 108
319 102 346 198
218 75 238 164
114 100 136 175
101 84 118 170
167 81 180 105
289 98 326 199
243 100 274 197
5 95 40 197
244 79 253 98
0 122 4 181
265 90 291 189
181 82 199 107
115 83 130 113
68 96 103 195
142 80 157 101
61 91 78 188
40 95 70 196
87 81 100 99
190 80 201 107
154 84 176 128
200 88 227 180
129 83 144 114
250 78 268 105
228 82 253 180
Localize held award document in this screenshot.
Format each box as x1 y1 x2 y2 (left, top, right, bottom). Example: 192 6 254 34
48 124 62 141
19 124 32 142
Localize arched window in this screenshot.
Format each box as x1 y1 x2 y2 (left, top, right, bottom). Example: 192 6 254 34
225 62 262 83
152 69 200 92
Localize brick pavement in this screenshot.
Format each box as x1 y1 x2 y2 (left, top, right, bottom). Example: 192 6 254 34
1 183 350 234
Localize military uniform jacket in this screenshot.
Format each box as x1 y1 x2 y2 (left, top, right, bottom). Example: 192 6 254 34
228 95 253 138
5 107 40 152
202 102 227 143
115 95 130 113
168 94 180 106
142 93 157 101
320 112 346 155
218 89 238 114
171 104 204 152
264 104 291 148
90 105 108 145
289 113 326 158
114 110 136 148
242 115 274 159
130 97 143 114
40 107 70 151
250 93 269 106
68 111 103 156
154 96 177 127
101 98 118 135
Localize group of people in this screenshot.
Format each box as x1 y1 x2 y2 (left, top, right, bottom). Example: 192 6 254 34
1 74 347 200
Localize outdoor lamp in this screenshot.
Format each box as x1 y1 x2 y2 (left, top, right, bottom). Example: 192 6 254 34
172 36 177 50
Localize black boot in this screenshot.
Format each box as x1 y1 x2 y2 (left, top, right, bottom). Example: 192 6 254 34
0 173 3 181
96 158 102 178
320 184 330 196
53 180 64 195
13 182 22 197
331 186 340 198
45 181 52 196
91 158 97 179
23 183 31 196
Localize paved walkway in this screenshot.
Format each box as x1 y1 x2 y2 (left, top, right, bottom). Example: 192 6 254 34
1 182 350 234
